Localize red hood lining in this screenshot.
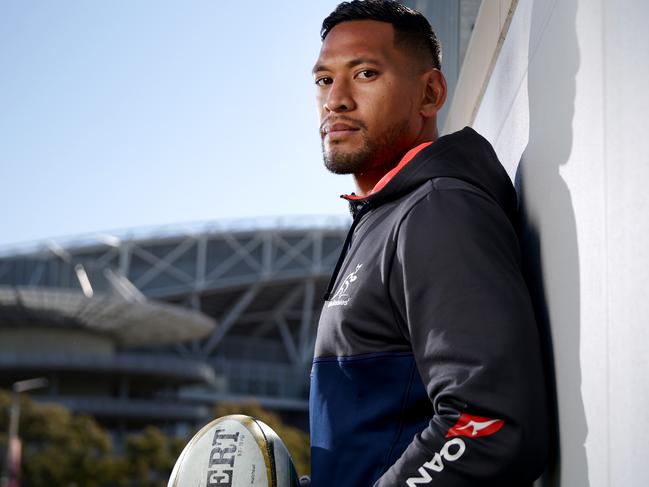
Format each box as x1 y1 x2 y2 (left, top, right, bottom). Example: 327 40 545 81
342 141 434 201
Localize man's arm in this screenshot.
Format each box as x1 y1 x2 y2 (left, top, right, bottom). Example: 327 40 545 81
376 180 549 486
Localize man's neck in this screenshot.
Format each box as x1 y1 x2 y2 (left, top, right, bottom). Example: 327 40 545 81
353 164 393 197
353 134 438 197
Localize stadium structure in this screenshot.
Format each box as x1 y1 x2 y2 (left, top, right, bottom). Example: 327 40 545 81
0 217 348 434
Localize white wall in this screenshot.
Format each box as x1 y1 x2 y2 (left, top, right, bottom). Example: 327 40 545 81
446 0 649 485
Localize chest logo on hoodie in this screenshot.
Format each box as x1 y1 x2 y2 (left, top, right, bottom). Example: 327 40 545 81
327 264 362 307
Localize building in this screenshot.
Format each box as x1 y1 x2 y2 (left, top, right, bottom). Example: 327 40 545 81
401 0 483 128
444 0 649 485
0 217 348 433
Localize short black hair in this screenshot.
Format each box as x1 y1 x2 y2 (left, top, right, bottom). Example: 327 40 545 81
321 0 441 70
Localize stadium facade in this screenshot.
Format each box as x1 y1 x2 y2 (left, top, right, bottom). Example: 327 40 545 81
0 217 348 434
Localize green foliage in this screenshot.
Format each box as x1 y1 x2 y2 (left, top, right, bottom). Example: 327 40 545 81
0 389 122 487
213 402 310 477
124 426 184 487
0 390 310 485
0 390 182 487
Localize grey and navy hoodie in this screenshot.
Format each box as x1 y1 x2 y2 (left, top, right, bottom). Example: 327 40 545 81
309 127 549 486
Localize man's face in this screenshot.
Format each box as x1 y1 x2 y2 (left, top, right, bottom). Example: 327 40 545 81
313 20 425 175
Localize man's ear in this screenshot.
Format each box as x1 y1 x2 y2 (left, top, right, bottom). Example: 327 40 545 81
420 69 447 118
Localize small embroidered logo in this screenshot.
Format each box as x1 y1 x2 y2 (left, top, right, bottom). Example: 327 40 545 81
328 264 362 307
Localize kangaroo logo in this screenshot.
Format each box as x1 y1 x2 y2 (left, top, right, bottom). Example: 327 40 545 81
328 264 362 307
445 413 505 439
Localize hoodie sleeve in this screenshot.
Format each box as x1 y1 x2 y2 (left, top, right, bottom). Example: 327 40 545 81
375 181 548 486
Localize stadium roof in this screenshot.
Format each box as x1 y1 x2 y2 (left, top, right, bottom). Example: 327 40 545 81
0 216 351 350
0 286 215 346
0 215 350 257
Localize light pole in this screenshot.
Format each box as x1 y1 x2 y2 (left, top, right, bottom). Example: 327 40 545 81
2 378 48 487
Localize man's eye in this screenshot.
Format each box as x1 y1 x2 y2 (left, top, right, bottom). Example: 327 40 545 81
315 76 333 86
356 70 377 79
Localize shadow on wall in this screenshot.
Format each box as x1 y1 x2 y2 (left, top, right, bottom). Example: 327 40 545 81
514 0 589 486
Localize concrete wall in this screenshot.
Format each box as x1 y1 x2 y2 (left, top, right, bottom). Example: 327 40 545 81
0 326 114 356
446 0 649 485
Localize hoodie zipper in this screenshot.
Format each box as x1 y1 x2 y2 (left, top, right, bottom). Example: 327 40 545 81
323 200 373 301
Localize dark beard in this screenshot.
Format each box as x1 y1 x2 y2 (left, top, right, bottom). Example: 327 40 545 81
321 118 411 175
322 133 372 175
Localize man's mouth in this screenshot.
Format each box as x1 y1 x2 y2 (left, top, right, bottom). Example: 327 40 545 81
322 121 361 139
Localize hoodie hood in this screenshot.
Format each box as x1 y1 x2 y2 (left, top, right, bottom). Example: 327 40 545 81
343 127 518 226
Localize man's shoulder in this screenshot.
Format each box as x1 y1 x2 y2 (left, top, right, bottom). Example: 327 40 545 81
385 176 499 223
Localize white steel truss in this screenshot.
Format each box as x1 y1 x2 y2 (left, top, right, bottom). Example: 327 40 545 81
0 221 348 407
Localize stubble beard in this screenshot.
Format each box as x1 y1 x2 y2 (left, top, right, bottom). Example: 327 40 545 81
322 118 411 175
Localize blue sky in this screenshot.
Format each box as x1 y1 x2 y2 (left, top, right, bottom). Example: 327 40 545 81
0 0 351 247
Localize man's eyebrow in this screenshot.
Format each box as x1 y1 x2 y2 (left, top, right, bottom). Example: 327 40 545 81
312 57 384 74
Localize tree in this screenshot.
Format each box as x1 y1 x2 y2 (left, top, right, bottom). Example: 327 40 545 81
124 426 184 487
0 390 188 487
0 389 125 487
1 390 309 485
213 402 310 477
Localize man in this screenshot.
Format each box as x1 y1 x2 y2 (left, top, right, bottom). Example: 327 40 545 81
308 1 549 486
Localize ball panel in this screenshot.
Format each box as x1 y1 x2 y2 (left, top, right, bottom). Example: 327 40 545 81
168 415 273 487
234 415 274 486
255 419 300 487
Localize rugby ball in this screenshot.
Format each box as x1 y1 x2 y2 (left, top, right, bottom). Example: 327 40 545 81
168 414 300 487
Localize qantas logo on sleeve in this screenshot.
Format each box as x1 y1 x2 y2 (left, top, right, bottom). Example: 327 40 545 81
446 413 505 438
405 413 505 486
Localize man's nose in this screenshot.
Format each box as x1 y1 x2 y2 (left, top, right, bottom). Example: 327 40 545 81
324 79 355 113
